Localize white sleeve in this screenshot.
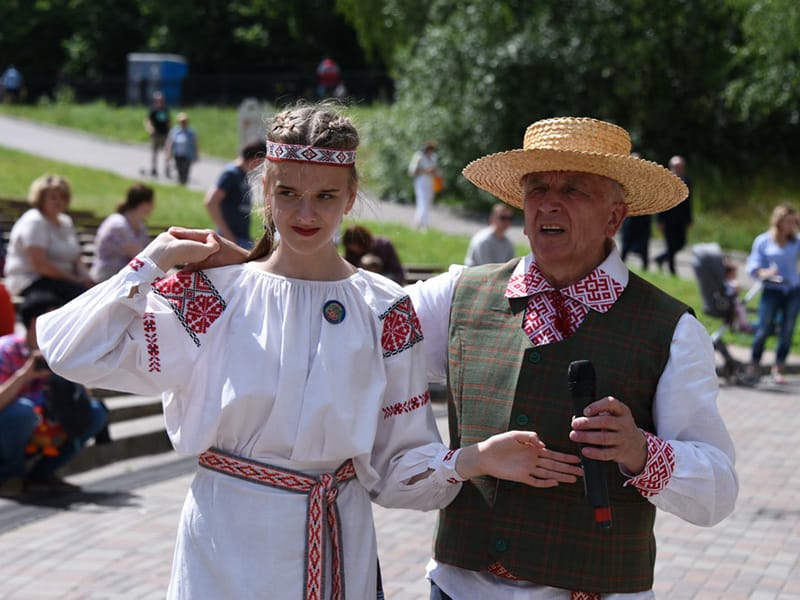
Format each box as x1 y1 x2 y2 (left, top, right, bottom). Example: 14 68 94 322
366 298 463 511
36 256 205 396
405 265 464 384
646 312 739 525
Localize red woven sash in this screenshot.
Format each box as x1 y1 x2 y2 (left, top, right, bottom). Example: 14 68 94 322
199 447 356 600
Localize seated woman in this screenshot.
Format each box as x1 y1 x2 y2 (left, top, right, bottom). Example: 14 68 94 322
342 224 405 284
4 174 93 302
90 183 155 282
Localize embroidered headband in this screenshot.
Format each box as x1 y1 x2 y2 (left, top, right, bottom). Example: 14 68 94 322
266 141 356 167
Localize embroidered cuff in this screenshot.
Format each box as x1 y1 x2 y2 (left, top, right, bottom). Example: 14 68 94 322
623 430 675 497
436 447 466 484
127 255 165 278
123 255 166 296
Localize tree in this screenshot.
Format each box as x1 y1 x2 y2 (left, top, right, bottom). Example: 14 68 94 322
345 0 740 205
723 0 800 156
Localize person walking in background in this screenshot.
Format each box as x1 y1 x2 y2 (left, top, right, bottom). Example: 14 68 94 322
90 183 155 282
36 103 544 598
620 214 652 270
1 64 24 104
204 140 266 249
745 204 800 384
619 151 653 270
143 91 171 178
342 224 406 284
409 140 440 231
4 174 93 303
464 202 516 266
165 112 198 185
316 56 341 98
407 117 736 599
654 155 692 274
0 291 108 498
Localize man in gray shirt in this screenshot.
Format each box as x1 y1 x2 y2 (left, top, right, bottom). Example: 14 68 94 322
464 202 516 266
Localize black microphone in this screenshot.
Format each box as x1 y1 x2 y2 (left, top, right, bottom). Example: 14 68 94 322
568 359 612 528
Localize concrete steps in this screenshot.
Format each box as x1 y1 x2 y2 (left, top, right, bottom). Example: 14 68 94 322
59 393 172 476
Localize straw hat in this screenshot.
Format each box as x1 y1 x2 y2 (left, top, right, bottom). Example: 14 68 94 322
462 117 688 216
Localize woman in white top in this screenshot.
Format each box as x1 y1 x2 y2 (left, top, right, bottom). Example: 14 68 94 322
4 174 93 302
37 105 557 599
409 140 440 231
90 183 154 282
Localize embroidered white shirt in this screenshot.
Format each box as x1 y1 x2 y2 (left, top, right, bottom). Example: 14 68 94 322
37 256 464 599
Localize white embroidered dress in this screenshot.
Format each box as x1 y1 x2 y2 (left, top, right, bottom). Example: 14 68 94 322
37 256 462 599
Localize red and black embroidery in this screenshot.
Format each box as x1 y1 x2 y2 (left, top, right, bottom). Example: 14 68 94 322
625 431 675 497
153 271 226 347
143 312 160 372
379 296 423 357
128 257 145 271
382 390 430 419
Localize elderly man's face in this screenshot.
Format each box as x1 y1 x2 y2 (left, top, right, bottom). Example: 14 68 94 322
521 171 627 287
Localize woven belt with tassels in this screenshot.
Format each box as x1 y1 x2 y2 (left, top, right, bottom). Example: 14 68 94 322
198 447 356 600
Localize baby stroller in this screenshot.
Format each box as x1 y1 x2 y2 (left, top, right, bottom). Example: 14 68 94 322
691 243 756 386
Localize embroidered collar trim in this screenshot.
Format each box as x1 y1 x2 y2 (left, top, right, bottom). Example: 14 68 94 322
266 141 356 167
505 261 624 314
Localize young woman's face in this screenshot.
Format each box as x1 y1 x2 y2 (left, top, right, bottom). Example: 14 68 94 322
264 161 356 257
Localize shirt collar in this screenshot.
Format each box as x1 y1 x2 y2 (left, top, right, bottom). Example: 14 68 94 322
505 244 629 311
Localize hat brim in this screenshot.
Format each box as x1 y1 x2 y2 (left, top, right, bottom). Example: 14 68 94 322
462 149 688 216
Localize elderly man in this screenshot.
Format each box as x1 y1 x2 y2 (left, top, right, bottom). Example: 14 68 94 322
164 117 737 599
406 117 737 599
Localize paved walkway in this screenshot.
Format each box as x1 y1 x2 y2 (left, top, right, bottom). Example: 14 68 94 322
1 379 800 599
1 115 799 598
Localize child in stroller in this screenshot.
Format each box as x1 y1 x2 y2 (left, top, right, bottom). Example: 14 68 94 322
691 243 757 385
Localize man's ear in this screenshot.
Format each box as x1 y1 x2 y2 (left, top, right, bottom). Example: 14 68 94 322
607 202 628 237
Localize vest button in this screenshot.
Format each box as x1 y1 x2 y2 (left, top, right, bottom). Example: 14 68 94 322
528 351 541 364
515 413 529 426
494 538 508 552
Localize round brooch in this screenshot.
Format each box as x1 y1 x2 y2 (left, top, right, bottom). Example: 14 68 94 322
322 300 346 324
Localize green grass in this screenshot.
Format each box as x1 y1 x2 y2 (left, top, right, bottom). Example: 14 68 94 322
0 146 213 232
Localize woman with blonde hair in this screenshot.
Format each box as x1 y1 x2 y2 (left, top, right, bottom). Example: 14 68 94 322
4 174 93 302
746 203 800 383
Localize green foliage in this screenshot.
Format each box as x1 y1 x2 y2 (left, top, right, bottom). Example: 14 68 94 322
0 145 210 231
353 0 743 208
724 0 800 126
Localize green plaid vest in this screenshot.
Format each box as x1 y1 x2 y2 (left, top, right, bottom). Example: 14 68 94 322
435 260 690 593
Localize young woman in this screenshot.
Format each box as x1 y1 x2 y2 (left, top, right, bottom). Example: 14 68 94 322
36 104 560 598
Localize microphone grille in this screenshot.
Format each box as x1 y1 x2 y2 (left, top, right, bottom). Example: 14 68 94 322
568 359 595 383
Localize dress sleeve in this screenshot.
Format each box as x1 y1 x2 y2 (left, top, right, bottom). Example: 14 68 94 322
366 295 463 511
631 313 738 526
36 256 215 396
